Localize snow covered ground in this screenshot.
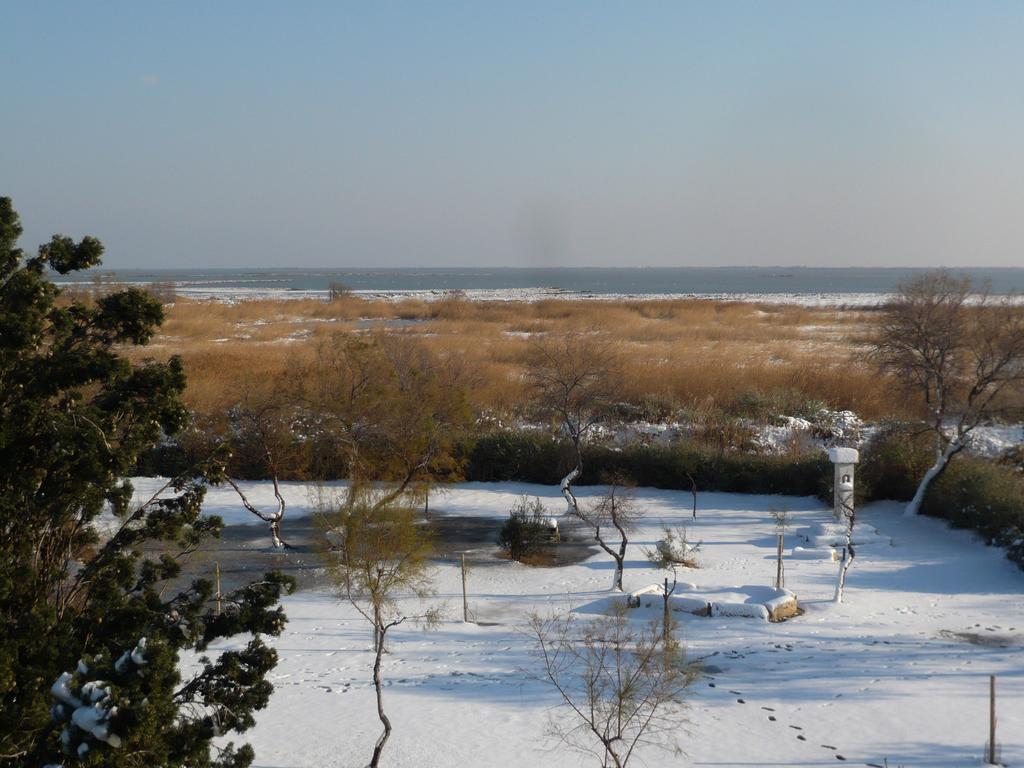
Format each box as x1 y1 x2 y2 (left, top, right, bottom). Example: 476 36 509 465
81 281 1024 307
132 480 1024 767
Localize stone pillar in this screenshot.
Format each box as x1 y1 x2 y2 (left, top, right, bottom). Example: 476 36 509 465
828 446 859 520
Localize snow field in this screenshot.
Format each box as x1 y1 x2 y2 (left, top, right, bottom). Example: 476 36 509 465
131 480 1024 767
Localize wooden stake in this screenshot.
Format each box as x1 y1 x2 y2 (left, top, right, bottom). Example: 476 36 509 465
989 674 997 765
215 561 222 616
775 534 785 590
461 554 469 623
662 577 670 645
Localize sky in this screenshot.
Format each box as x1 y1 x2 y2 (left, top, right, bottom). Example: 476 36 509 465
3 2 1024 269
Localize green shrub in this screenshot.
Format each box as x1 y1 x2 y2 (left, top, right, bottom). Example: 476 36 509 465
497 496 553 561
465 431 567 484
921 456 1024 568
859 423 933 503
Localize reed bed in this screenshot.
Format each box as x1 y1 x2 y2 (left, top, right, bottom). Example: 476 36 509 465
127 296 895 420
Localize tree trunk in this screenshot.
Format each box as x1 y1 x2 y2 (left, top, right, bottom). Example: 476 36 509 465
560 464 581 516
369 625 392 768
270 519 287 549
686 472 698 520
905 441 960 517
611 515 628 593
833 545 855 603
593 526 625 591
835 490 857 602
560 436 583 516
372 605 382 653
603 744 624 768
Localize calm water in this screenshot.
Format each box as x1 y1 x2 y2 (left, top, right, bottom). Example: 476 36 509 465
56 266 1024 297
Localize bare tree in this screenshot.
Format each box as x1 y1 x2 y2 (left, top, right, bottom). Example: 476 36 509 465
872 271 1024 515
578 478 643 592
296 333 471 513
223 390 301 548
371 335 471 509
529 332 619 516
327 280 352 301
322 493 438 768
530 606 692 768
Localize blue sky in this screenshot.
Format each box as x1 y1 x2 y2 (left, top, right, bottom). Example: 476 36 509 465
3 2 1023 268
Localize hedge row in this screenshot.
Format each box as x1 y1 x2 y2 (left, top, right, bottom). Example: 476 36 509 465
139 428 832 497
464 431 830 497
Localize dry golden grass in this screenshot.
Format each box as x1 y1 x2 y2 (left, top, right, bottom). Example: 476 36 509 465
127 296 896 420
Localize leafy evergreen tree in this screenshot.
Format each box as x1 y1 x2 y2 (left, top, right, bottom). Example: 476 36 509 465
0 197 294 767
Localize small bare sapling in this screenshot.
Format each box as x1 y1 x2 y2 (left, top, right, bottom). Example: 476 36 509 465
321 493 441 767
577 478 644 591
646 524 701 570
530 605 693 768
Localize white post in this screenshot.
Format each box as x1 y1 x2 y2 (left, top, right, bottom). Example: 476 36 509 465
828 447 859 521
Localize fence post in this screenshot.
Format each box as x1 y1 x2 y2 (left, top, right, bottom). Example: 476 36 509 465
989 674 997 765
775 534 785 590
461 554 469 623
215 561 222 616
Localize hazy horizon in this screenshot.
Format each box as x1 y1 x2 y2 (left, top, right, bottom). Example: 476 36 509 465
5 3 1024 269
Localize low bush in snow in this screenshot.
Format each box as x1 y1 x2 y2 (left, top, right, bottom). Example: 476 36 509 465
497 496 556 562
647 525 701 568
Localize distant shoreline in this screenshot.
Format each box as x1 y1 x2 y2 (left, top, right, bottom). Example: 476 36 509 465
54 266 1024 305
52 266 1024 306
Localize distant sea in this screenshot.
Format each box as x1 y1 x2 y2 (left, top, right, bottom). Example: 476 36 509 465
54 266 1024 305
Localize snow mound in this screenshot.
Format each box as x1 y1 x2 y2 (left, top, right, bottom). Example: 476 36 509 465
795 520 881 548
790 546 839 561
628 584 797 622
